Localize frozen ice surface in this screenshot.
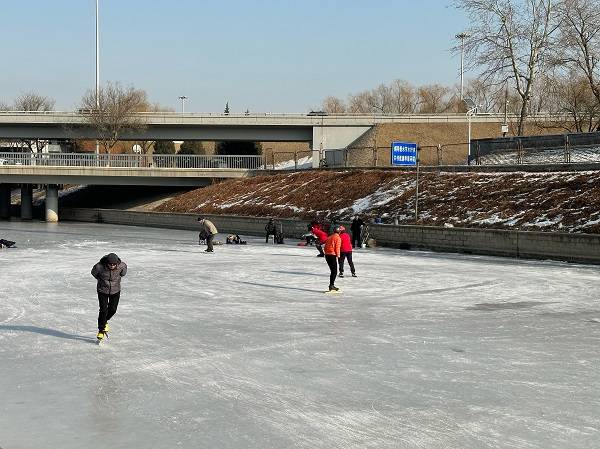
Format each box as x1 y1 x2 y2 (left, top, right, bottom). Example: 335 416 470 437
0 221 599 449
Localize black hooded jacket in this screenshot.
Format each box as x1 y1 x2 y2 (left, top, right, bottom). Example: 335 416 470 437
91 253 127 294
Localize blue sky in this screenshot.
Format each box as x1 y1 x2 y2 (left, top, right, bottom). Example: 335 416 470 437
0 1 467 112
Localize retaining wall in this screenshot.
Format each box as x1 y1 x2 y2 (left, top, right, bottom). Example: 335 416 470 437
60 208 600 264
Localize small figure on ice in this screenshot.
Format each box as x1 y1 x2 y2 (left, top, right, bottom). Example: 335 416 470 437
91 253 127 342
324 226 342 293
337 226 356 278
198 217 218 252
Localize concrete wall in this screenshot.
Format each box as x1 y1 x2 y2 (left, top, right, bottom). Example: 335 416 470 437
61 208 600 264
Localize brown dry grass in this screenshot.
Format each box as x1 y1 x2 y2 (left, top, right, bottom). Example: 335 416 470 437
154 169 600 233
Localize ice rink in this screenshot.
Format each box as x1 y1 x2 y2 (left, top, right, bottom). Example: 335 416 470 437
0 221 599 449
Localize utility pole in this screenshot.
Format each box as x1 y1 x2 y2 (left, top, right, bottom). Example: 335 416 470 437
95 0 100 155
455 32 470 101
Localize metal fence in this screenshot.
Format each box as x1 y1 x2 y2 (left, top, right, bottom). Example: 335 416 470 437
470 132 600 165
324 143 470 168
0 152 266 170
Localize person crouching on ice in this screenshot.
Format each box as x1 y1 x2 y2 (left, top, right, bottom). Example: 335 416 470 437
337 226 356 278
198 217 218 252
324 226 342 292
311 222 328 257
91 253 127 341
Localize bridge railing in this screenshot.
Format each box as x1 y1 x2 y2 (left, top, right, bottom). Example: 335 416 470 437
0 152 266 170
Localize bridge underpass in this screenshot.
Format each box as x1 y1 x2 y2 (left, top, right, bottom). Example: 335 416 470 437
0 153 267 222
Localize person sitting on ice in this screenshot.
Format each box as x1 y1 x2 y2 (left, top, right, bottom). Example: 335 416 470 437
226 234 247 244
0 238 16 248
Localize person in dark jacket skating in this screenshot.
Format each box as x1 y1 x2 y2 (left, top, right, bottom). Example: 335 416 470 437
350 216 364 248
91 253 127 341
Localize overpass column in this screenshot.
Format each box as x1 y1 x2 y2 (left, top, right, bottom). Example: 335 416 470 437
0 184 11 220
21 184 33 220
45 184 59 222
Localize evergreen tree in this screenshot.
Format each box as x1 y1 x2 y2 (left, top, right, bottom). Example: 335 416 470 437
153 140 175 154
224 102 230 115
215 141 262 156
178 140 205 155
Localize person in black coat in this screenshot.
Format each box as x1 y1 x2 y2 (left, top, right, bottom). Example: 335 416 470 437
350 216 364 248
91 253 127 341
265 218 277 243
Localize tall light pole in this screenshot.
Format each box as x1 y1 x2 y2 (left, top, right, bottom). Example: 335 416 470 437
455 32 470 101
464 98 477 164
96 0 100 109
95 0 100 155
178 96 188 113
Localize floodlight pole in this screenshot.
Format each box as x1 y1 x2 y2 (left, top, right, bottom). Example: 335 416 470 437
95 0 100 155
179 96 187 113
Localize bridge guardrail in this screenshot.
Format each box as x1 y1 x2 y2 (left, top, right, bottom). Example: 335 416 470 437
0 152 266 170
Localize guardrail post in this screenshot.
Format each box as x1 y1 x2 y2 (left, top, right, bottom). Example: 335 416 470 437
294 151 298 170
272 152 275 170
437 144 442 166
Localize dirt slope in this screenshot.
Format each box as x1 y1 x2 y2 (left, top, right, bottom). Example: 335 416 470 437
154 169 600 233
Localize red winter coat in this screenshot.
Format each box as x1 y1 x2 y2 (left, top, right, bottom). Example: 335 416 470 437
340 232 353 253
312 226 328 244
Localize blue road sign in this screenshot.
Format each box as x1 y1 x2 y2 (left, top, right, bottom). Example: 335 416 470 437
391 141 418 166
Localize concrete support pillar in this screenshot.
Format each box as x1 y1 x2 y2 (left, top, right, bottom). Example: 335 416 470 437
45 184 59 222
21 184 33 220
0 184 11 220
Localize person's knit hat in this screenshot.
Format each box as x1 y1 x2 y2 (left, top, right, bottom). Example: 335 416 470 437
106 253 119 264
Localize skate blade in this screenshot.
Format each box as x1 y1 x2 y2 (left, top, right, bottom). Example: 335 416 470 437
324 290 342 294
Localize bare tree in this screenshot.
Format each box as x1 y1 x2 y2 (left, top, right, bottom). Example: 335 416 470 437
0 101 12 111
14 92 55 112
454 0 557 135
417 84 453 113
389 80 419 113
321 96 347 113
80 82 149 153
555 0 600 106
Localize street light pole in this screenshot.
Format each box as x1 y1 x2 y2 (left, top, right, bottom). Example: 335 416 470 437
95 0 100 155
455 32 470 101
464 98 477 164
178 96 187 113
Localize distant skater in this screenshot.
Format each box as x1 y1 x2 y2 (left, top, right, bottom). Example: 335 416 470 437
324 226 342 292
350 216 364 248
91 253 127 341
337 226 356 278
265 218 277 243
198 217 218 252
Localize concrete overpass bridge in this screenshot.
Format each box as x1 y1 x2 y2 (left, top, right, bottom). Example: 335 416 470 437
0 152 269 222
0 110 519 154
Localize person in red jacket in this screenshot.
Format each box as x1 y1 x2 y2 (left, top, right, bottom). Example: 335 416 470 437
311 223 328 257
337 226 356 278
323 226 342 291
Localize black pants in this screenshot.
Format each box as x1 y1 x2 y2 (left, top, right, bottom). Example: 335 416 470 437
325 255 338 287
98 291 120 331
338 252 355 275
206 234 214 251
351 232 361 248
316 242 324 256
